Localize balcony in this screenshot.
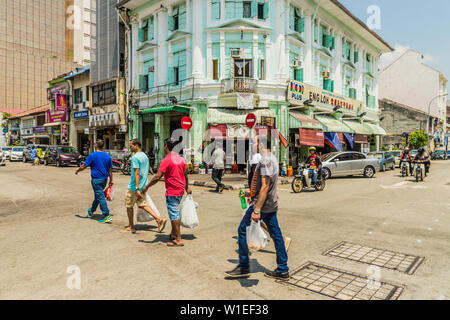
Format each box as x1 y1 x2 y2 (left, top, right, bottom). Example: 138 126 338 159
221 77 257 94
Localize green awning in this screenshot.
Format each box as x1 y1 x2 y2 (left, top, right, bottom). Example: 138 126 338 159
342 120 372 135
289 111 323 130
363 122 387 135
207 108 274 124
140 105 190 115
315 115 352 133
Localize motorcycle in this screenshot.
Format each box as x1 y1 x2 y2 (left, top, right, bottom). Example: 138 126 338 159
414 160 426 182
400 161 413 177
291 165 327 193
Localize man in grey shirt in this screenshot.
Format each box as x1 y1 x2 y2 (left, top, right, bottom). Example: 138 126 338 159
226 135 289 280
209 142 226 193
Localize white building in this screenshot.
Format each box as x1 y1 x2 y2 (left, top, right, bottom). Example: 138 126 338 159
379 49 448 149
118 0 392 168
73 0 96 66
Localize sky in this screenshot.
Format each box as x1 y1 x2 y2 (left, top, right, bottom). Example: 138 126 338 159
339 0 450 96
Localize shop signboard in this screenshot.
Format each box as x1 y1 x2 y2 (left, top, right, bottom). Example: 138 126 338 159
61 124 69 144
47 107 67 123
288 80 363 112
74 110 89 119
56 94 67 110
52 127 61 136
33 126 47 134
48 84 69 100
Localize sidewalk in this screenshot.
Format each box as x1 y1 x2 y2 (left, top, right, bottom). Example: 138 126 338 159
188 172 293 190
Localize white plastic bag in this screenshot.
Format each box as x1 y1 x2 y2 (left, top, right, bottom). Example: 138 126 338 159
246 221 268 251
180 195 199 229
137 193 161 222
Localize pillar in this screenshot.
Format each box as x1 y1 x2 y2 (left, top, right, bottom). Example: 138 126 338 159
187 101 208 165
269 100 290 170
303 13 313 84
191 0 204 80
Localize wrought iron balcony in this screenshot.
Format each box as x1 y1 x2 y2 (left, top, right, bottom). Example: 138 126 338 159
221 77 257 94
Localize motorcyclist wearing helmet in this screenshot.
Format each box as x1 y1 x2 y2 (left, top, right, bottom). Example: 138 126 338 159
399 147 414 176
414 147 431 174
304 147 322 185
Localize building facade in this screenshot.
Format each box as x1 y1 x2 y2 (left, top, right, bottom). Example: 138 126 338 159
119 0 391 169
89 0 128 151
379 49 448 151
0 0 95 111
73 0 97 65
6 105 51 146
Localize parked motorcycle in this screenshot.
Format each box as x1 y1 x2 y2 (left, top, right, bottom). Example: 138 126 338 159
414 160 426 182
291 165 327 193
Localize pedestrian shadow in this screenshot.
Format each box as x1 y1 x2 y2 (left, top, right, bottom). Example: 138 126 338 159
134 224 158 232
224 259 267 287
74 214 110 221
139 233 197 245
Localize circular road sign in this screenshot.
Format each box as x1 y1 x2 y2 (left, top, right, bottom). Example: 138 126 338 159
181 116 193 131
245 113 256 129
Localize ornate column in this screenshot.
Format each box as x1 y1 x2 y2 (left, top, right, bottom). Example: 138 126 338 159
191 0 204 80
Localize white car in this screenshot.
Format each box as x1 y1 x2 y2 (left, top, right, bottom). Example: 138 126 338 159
0 151 6 166
0 147 12 160
9 147 25 161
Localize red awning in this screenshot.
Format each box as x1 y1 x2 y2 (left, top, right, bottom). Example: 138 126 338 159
354 134 368 143
207 124 227 140
299 129 324 147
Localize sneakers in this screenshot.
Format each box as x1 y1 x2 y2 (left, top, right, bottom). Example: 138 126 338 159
264 269 290 281
225 266 250 278
98 215 112 223
87 208 93 218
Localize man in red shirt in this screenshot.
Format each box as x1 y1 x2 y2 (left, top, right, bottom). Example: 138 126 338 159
144 138 192 247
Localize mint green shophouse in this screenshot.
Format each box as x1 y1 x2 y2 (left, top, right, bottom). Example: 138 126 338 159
119 0 391 170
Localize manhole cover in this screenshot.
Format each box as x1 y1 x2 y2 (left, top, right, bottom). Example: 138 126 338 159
324 242 424 275
278 262 404 300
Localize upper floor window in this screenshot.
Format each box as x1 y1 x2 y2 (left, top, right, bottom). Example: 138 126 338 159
289 5 304 32
169 3 187 32
366 53 372 73
74 88 83 104
342 40 352 60
225 0 267 20
234 59 253 78
211 0 221 20
138 17 154 42
243 1 252 18
92 81 116 107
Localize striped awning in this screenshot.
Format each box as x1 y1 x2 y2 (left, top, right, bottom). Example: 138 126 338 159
140 105 190 114
289 111 323 130
363 122 387 135
315 115 353 133
342 120 372 135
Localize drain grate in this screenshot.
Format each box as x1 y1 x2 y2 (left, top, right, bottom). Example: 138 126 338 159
323 242 424 275
279 262 404 300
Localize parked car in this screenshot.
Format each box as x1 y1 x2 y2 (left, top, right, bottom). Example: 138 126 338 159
410 150 418 157
0 146 12 160
387 151 402 167
44 146 83 167
320 151 379 179
368 152 396 172
431 150 448 160
23 144 49 163
0 150 6 166
9 147 25 161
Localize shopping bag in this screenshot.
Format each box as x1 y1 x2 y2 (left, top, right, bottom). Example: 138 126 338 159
104 186 114 202
180 195 199 229
246 221 268 251
137 193 161 222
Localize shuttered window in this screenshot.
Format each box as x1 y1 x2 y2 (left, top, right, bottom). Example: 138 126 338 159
211 0 221 19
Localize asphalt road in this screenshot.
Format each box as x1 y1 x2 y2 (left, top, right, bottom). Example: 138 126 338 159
0 160 449 300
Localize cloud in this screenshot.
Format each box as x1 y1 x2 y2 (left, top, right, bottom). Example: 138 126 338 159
379 44 437 71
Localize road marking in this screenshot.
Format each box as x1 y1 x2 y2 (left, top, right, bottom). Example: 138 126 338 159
380 181 429 189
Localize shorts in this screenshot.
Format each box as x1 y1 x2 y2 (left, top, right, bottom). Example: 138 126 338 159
125 189 148 209
166 196 183 221
33 158 39 164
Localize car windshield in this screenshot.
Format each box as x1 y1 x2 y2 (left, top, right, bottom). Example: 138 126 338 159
369 153 383 159
58 147 78 154
13 148 24 151
390 151 401 156
2 147 12 151
411 150 418 155
321 153 339 162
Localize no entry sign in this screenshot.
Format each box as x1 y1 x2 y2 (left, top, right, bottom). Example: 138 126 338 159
245 113 256 129
181 116 193 130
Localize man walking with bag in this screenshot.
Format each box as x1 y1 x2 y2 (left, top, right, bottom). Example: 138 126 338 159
75 139 114 224
209 141 226 193
122 139 167 234
226 135 289 280
143 138 192 247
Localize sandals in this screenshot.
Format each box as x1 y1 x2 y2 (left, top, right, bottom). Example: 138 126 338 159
121 227 136 234
158 219 167 233
167 240 184 247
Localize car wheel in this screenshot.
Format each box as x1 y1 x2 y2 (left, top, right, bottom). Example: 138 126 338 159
44 159 48 166
56 160 61 167
323 168 331 180
22 156 27 163
364 166 375 178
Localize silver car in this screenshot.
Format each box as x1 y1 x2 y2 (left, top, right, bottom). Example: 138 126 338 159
0 147 12 160
321 151 379 179
0 150 6 166
9 147 25 161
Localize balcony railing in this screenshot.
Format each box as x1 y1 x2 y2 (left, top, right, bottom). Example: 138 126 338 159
221 77 257 94
136 77 195 108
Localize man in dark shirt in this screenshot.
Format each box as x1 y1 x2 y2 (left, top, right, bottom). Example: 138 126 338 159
304 147 322 185
75 139 114 223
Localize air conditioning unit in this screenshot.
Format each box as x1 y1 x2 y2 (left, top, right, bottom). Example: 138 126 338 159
148 66 155 72
231 48 243 58
292 59 302 69
321 71 330 78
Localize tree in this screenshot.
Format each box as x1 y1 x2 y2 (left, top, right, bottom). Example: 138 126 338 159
1 112 12 129
409 130 427 149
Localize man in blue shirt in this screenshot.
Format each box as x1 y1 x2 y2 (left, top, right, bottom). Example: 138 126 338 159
122 139 167 234
30 146 38 166
75 139 113 223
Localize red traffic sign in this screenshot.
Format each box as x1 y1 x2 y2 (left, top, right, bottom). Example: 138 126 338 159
181 116 193 130
245 113 256 129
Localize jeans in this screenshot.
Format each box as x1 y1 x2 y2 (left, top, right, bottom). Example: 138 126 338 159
90 178 109 216
309 169 318 184
166 196 183 221
238 206 289 273
212 169 224 190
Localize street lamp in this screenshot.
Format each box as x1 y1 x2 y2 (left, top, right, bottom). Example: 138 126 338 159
427 93 448 152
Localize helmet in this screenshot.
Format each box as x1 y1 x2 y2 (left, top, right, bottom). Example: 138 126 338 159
404 147 409 152
309 147 316 152
418 147 425 154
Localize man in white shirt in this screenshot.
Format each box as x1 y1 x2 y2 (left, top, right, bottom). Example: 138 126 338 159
209 142 226 193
